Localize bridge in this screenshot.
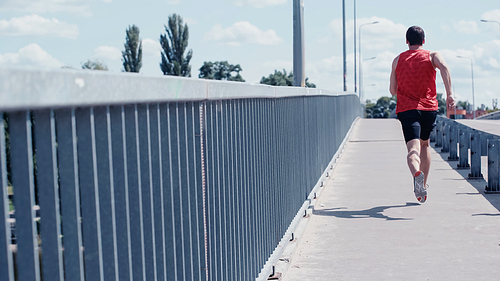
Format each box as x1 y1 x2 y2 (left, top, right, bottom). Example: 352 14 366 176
0 68 499 281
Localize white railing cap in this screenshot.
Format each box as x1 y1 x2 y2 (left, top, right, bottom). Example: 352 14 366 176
0 67 356 111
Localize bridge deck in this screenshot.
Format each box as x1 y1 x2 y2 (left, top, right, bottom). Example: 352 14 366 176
282 119 500 280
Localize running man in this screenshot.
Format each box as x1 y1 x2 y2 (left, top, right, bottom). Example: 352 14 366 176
389 26 455 203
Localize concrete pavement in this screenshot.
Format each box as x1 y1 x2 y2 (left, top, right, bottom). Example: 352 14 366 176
281 119 500 281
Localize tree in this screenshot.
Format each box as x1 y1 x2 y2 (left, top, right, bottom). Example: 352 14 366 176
160 14 193 77
199 61 245 82
365 95 396 118
260 69 316 88
122 25 142 73
82 60 108 71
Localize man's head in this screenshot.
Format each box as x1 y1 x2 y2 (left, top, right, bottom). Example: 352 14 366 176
406 26 425 46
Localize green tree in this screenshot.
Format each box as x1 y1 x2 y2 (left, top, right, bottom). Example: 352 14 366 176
260 69 316 88
199 61 245 82
160 14 193 77
437 93 446 115
122 25 142 73
365 96 396 118
82 60 108 70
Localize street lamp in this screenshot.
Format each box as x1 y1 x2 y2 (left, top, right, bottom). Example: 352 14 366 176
360 56 376 104
481 19 500 37
359 21 378 103
457 55 475 119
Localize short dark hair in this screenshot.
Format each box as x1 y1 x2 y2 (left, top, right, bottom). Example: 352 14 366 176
406 26 425 46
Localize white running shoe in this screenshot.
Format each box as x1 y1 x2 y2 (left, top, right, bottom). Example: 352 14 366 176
414 171 427 203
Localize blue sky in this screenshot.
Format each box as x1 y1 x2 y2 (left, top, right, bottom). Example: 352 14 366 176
1 0 499 108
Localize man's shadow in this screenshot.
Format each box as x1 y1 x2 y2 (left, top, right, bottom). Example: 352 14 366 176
313 202 420 221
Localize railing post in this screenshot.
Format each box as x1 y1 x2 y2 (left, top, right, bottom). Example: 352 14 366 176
435 120 443 147
457 128 470 169
481 133 490 156
441 123 450 153
469 130 483 179
485 139 500 193
448 123 458 161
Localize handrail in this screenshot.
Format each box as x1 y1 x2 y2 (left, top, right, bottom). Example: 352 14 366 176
0 67 352 112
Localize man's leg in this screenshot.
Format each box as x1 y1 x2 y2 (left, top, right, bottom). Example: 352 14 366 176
406 139 421 177
420 139 431 186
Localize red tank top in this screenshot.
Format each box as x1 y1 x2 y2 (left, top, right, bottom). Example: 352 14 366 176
395 49 438 113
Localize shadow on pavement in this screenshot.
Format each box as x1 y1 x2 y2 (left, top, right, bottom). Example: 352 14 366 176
432 143 500 213
312 202 420 221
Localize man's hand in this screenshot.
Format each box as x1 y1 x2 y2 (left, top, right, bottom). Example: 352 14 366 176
446 95 456 109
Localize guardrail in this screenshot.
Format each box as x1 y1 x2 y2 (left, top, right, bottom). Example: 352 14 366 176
0 68 361 281
430 116 500 192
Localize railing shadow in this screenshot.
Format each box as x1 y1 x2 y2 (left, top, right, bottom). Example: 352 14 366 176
431 143 500 214
312 202 420 221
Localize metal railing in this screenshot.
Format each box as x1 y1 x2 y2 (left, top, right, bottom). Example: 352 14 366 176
0 68 361 281
431 116 500 192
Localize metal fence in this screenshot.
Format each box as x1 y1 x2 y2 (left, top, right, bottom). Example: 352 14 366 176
431 116 500 192
0 68 361 281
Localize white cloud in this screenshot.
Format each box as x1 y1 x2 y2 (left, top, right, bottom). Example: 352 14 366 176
0 0 93 17
330 17 407 51
142 38 162 58
205 21 283 46
184 17 197 25
0 15 79 39
233 0 287 8
453 20 479 34
0 43 64 68
481 9 500 22
93 46 122 60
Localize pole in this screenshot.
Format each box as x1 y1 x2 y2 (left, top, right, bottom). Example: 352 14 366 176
293 0 305 87
457 55 475 119
342 0 347 91
358 21 378 103
353 0 357 94
471 59 475 119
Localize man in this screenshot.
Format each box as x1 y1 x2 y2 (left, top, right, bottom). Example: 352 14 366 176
389 26 455 203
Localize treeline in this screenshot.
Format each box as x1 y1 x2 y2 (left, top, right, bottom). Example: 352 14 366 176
78 13 315 88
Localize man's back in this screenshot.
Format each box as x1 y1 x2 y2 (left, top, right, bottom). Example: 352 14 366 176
395 49 438 113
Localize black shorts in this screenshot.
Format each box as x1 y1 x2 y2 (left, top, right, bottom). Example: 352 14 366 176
397 110 438 143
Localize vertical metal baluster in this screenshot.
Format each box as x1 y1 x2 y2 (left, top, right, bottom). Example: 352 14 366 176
33 109 64 281
93 106 119 281
10 111 40 281
109 105 133 281
160 103 178 280
55 108 85 281
75 107 104 281
182 103 195 281
123 104 146 281
149 103 165 281
0 112 14 281
190 101 203 281
137 104 156 281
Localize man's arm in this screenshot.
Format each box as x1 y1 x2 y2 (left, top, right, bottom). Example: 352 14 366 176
431 51 456 108
389 56 398 96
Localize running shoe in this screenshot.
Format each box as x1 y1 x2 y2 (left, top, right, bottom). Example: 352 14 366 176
414 171 427 203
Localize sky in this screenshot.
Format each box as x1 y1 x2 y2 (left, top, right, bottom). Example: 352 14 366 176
1 0 499 109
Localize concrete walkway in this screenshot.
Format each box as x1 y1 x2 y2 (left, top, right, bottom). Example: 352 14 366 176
282 119 500 281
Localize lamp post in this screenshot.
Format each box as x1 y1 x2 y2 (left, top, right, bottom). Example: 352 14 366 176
293 0 305 87
359 21 378 103
481 19 500 38
360 56 376 104
353 0 357 93
457 55 475 119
